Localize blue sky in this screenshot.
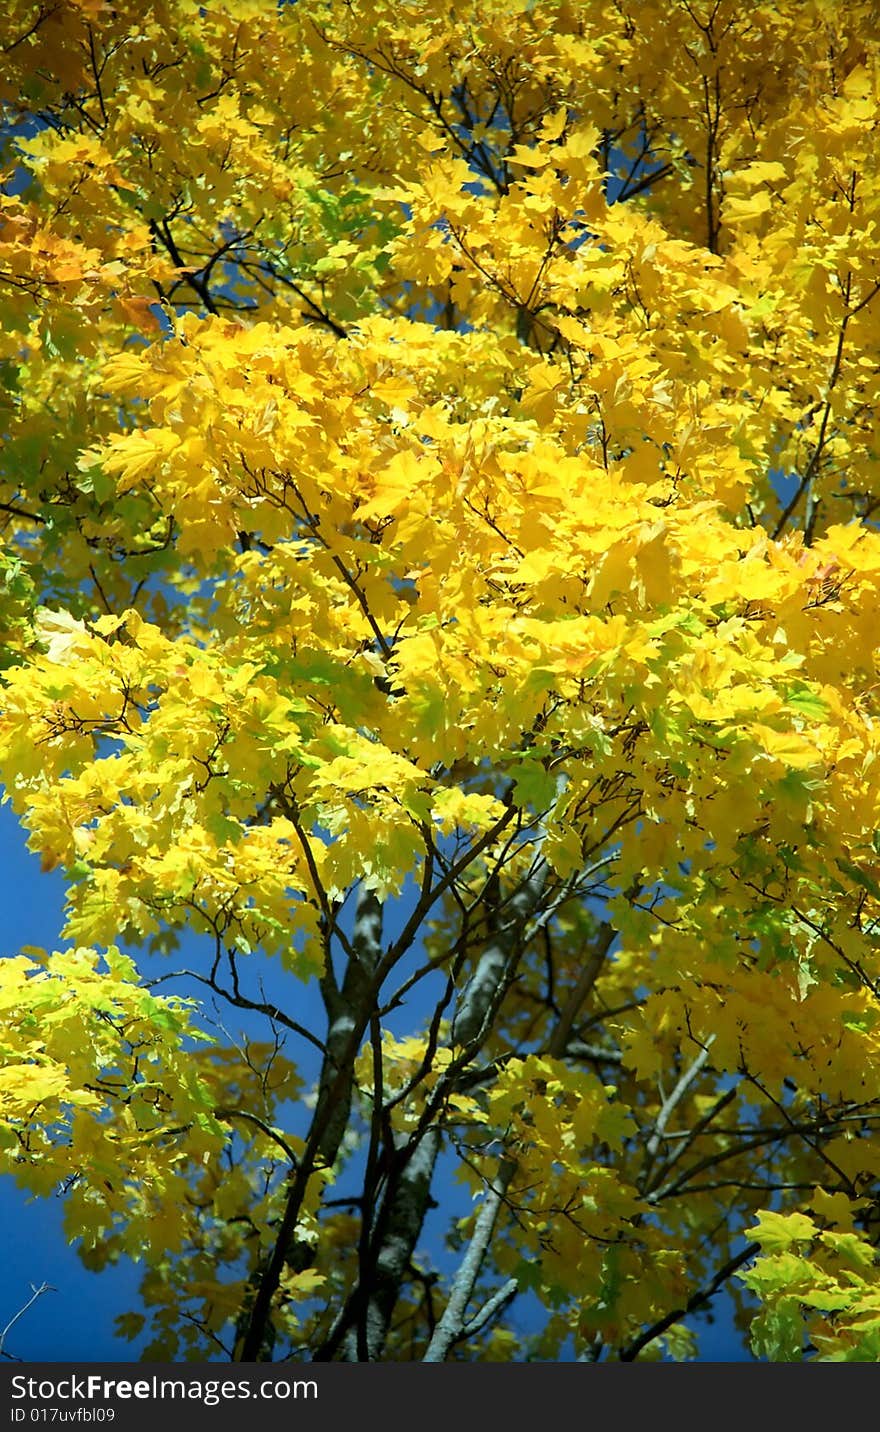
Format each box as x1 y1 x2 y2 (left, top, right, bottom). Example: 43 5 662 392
0 797 750 1363
0 803 147 1361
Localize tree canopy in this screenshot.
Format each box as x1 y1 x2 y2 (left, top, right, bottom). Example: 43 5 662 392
2 0 880 1363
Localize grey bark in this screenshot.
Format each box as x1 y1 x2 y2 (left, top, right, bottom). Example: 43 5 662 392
422 1158 515 1362
451 855 550 1047
339 1127 442 1361
236 888 383 1359
314 888 383 1165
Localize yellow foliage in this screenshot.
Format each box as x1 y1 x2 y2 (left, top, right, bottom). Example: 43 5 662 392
2 0 880 1365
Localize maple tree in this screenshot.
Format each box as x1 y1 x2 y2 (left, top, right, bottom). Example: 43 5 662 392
2 0 880 1364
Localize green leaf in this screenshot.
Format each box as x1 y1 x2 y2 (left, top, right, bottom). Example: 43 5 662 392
785 683 828 721
835 857 880 901
750 1300 805 1362
513 758 557 810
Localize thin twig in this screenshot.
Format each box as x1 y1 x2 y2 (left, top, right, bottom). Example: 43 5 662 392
617 1244 758 1361
0 1283 55 1360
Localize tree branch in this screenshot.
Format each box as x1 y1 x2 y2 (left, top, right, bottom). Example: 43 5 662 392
617 1243 758 1361
0 1282 55 1361
423 1158 516 1362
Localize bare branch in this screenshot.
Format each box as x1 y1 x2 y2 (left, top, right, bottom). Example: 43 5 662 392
0 1282 55 1361
423 1158 516 1362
